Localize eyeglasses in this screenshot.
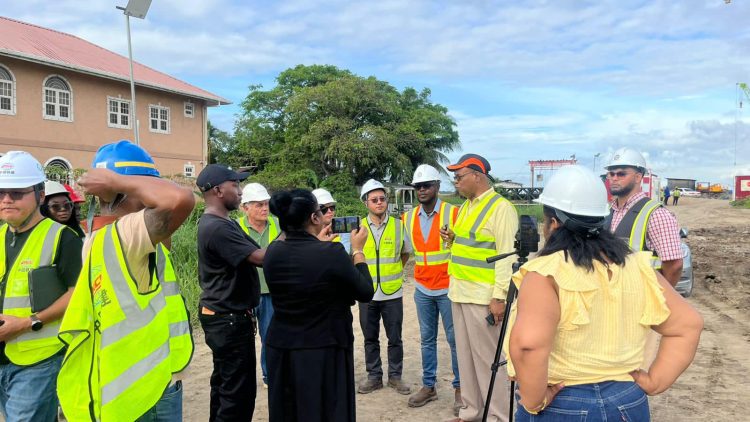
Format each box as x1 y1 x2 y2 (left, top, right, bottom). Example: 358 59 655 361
368 196 387 204
453 171 474 182
320 204 336 214
413 183 436 190
607 170 633 179
48 202 73 213
0 190 34 201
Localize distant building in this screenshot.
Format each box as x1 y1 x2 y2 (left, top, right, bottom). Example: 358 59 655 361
666 178 696 190
494 179 523 189
0 16 229 181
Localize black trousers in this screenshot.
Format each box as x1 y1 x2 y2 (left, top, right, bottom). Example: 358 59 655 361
358 297 403 380
199 312 256 422
267 345 356 422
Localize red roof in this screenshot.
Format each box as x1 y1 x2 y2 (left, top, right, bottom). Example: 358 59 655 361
0 16 230 106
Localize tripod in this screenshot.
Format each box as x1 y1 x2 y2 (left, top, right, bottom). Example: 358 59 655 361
480 250 528 422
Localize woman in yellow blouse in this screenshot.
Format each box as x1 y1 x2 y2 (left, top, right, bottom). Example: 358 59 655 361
506 165 703 421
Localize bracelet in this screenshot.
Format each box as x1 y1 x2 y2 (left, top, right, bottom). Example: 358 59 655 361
524 396 548 415
352 250 365 258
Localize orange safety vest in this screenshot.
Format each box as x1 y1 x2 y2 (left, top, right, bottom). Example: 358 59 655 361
403 202 458 290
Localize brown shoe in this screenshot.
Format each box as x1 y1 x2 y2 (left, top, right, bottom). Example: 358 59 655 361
408 386 437 407
388 377 412 395
358 378 383 394
453 387 464 417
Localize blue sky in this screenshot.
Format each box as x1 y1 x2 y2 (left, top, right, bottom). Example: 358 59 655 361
5 0 750 186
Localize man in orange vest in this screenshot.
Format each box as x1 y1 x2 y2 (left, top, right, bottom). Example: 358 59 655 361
403 164 463 416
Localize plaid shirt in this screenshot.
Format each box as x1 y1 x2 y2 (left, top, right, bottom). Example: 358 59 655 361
610 192 683 261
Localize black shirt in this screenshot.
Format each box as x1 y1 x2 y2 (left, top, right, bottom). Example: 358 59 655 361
0 220 83 364
197 213 260 313
262 231 374 350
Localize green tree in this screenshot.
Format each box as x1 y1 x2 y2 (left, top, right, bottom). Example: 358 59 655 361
208 121 241 167
234 65 460 187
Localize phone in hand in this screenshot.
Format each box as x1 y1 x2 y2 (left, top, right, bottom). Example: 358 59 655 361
332 216 360 234
485 312 496 326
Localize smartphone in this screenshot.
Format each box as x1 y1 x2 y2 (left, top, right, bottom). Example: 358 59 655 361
332 216 360 234
485 312 496 326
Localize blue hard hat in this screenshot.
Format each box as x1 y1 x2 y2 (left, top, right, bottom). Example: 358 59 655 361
92 140 160 177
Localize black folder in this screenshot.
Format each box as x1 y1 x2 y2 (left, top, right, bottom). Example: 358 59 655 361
28 266 67 313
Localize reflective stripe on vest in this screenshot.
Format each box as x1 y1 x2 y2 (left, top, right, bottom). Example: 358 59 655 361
58 224 173 421
610 198 662 269
448 193 509 283
238 215 280 242
404 202 457 290
155 245 194 373
363 217 404 295
0 219 66 365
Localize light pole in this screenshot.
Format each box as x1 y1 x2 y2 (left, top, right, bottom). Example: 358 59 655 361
593 153 601 171
116 0 152 146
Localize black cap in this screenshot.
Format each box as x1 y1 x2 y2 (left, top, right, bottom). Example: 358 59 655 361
196 164 249 192
447 153 491 174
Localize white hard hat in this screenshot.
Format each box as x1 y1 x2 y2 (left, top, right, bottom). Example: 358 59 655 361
411 164 441 184
241 183 270 203
606 147 647 171
534 165 609 217
312 188 336 205
360 179 386 200
0 151 47 189
44 180 69 197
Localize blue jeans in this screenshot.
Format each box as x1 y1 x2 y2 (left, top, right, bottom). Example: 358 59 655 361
515 381 650 422
414 288 459 388
136 381 183 422
0 353 62 422
255 293 274 384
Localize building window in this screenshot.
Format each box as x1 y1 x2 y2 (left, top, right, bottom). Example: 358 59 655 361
107 97 131 129
0 65 16 116
43 75 73 122
184 101 194 118
183 163 195 177
149 104 170 134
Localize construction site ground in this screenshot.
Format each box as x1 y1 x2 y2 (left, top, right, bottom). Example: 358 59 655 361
176 197 749 421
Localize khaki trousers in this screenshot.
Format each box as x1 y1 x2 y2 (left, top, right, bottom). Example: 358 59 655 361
453 302 510 422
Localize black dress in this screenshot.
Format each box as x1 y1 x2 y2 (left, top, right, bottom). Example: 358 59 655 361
263 231 374 422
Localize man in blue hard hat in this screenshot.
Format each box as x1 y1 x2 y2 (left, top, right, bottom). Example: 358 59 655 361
57 140 196 422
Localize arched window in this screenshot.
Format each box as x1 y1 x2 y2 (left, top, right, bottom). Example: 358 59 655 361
0 65 15 115
44 156 73 184
43 75 73 122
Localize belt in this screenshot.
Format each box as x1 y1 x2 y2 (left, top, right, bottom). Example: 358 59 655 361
200 306 254 317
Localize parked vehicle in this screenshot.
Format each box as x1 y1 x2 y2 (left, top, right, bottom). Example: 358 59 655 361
676 187 701 197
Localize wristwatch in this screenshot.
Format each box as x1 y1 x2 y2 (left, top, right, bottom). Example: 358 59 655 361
29 314 43 332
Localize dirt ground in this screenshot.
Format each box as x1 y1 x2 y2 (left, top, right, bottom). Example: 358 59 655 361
181 197 750 421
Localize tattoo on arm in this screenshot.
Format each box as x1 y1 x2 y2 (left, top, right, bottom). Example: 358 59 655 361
144 208 172 245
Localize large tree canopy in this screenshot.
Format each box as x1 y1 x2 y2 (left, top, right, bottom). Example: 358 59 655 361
234 64 460 187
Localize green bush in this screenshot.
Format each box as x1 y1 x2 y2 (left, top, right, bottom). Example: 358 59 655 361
171 202 203 327
730 197 750 209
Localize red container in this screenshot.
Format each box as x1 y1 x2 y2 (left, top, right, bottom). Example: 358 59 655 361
736 175 750 200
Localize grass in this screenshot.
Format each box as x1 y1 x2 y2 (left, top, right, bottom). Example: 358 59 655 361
171 203 203 327
730 197 750 209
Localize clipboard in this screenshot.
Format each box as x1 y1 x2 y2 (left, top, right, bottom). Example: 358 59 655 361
28 265 68 313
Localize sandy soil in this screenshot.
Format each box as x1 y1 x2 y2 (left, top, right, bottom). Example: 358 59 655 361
182 197 750 421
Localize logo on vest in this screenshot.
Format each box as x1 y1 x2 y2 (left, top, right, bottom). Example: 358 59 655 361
18 258 34 273
91 269 112 309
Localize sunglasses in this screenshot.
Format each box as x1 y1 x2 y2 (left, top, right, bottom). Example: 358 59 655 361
368 196 387 204
413 182 436 190
0 190 34 201
607 170 633 178
48 202 73 213
320 204 336 214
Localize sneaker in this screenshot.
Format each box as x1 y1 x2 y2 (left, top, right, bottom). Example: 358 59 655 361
388 377 412 395
453 387 464 417
408 386 437 407
358 378 383 394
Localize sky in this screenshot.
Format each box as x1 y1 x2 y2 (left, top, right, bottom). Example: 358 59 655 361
4 0 750 187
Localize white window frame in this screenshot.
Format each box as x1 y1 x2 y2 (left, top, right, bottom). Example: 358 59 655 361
0 64 16 116
184 101 195 118
183 163 196 177
42 75 73 122
107 96 132 129
149 104 170 134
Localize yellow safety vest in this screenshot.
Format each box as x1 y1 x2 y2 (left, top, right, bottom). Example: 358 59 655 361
237 215 280 242
58 224 193 421
363 217 404 296
403 202 457 267
448 192 510 283
0 219 67 365
609 197 663 269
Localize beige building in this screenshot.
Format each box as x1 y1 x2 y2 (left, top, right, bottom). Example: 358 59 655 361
0 16 229 180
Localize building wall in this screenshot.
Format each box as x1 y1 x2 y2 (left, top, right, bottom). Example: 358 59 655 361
666 179 696 190
0 56 207 177
735 176 750 201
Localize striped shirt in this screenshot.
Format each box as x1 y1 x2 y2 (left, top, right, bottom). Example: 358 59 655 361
610 192 683 261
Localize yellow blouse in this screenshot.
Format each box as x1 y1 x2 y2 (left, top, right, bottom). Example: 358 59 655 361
504 251 670 386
